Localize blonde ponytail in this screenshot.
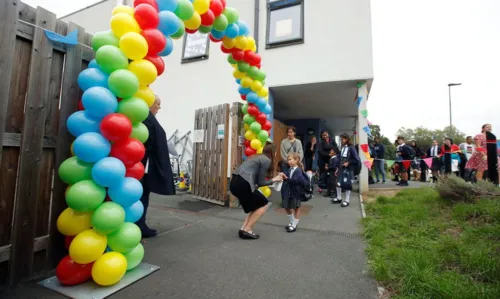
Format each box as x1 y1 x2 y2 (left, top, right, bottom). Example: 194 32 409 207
287 152 304 171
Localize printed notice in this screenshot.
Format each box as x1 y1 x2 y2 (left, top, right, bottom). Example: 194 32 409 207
217 124 224 139
193 130 204 143
275 19 293 38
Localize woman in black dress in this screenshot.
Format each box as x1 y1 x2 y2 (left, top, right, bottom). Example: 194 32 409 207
304 136 317 172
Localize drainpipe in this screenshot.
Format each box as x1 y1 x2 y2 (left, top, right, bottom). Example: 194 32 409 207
254 0 260 52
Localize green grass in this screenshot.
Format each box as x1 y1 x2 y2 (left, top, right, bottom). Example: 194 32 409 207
363 188 500 299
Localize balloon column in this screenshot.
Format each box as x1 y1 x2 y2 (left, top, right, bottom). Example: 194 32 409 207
55 0 273 288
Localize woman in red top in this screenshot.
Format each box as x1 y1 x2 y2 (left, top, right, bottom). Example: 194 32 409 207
465 124 500 182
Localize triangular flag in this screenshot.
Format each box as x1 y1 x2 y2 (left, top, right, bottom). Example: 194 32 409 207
402 160 411 170
367 120 373 126
386 160 395 167
363 151 371 160
361 110 368 118
360 144 369 153
363 126 372 136
356 96 363 108
44 29 78 46
423 158 433 168
363 160 373 170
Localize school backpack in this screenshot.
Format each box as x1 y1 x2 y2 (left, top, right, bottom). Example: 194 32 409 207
406 145 416 159
301 171 313 202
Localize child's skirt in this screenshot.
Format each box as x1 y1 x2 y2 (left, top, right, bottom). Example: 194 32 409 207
282 196 301 210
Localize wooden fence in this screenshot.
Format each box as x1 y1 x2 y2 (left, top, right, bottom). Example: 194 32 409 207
0 1 93 286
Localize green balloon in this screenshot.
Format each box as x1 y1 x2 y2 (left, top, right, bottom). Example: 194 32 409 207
250 121 262 133
238 62 250 73
123 243 144 270
258 130 269 143
213 14 228 31
199 25 212 34
174 0 194 21
66 180 106 212
223 7 239 24
91 202 125 235
227 55 237 65
241 103 249 114
91 30 119 52
130 122 149 143
95 45 128 74
171 21 185 39
248 66 261 79
108 70 139 99
118 97 149 124
107 222 141 253
254 70 266 82
58 157 93 185
243 114 255 125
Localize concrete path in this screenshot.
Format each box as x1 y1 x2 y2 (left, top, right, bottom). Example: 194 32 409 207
3 191 378 299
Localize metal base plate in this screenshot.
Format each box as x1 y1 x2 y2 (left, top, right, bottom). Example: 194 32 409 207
38 263 160 299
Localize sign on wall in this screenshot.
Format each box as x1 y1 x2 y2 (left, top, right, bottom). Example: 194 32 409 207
182 31 210 61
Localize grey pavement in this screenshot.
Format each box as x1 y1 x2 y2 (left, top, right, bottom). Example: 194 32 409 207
3 190 378 299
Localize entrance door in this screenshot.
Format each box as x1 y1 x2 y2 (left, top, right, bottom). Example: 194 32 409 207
272 119 288 171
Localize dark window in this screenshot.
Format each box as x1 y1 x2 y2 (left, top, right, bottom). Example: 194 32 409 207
266 0 304 49
181 31 210 63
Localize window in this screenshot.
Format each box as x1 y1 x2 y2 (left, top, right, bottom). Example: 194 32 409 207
181 31 210 63
266 0 304 49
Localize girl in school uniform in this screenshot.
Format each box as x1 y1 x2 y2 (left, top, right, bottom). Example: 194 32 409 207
280 152 309 233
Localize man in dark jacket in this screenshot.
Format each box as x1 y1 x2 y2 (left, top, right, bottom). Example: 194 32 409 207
373 137 386 183
137 95 176 238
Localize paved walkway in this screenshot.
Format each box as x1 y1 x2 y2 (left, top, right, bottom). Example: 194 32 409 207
3 191 378 299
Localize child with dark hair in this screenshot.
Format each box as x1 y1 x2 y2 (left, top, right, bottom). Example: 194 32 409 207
326 148 340 200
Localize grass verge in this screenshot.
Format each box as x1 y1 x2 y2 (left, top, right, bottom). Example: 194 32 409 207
362 188 500 298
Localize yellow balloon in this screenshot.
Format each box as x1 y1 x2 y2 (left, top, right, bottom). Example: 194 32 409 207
245 37 256 50
241 76 253 88
243 124 250 131
134 85 155 107
251 44 257 52
110 13 140 38
112 5 134 16
257 147 263 154
244 130 256 141
250 138 262 150
222 36 235 49
57 208 92 236
259 186 272 198
91 252 128 286
184 12 201 30
250 80 263 92
234 36 248 50
257 86 269 98
69 229 107 264
128 60 158 86
233 69 244 79
193 0 210 14
119 32 148 61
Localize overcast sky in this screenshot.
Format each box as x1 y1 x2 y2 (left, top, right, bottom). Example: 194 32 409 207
23 0 500 138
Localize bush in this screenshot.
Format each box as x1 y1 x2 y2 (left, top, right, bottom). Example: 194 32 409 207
434 175 500 203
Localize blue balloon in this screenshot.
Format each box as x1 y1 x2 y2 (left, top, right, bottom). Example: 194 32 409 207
238 86 250 95
246 92 258 104
66 111 100 137
73 132 111 163
77 68 108 91
158 36 174 57
236 79 241 84
158 11 180 36
123 200 144 223
211 28 225 40
224 23 239 38
92 157 126 188
88 59 99 69
255 97 267 110
108 177 143 207
105 246 112 252
263 103 272 114
157 0 179 12
81 87 118 121
237 21 249 36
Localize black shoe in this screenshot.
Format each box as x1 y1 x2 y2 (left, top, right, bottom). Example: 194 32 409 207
331 198 341 204
286 225 297 233
141 229 157 238
241 231 260 239
238 230 244 238
341 201 350 208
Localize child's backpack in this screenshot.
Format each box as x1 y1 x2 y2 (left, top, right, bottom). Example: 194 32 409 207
302 171 313 202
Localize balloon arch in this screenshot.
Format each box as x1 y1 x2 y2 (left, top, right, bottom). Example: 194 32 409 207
55 0 272 287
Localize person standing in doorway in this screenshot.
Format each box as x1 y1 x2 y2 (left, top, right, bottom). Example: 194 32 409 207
138 95 176 238
279 127 303 206
317 130 338 194
304 135 317 172
373 137 386 183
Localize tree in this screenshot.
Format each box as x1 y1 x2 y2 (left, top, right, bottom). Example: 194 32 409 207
395 126 467 150
368 124 396 160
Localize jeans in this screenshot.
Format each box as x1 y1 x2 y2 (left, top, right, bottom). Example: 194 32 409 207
374 159 386 182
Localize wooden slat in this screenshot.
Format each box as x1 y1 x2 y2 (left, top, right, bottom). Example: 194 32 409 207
9 7 57 285
0 235 50 263
194 110 203 196
0 0 19 164
220 104 230 203
3 132 56 148
0 148 19 247
229 103 243 207
192 110 199 195
48 22 85 268
214 105 221 201
209 106 217 199
201 108 209 198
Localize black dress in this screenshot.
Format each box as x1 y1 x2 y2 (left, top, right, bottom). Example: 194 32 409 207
304 142 316 171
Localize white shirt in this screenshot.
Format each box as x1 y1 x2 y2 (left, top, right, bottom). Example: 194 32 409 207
341 145 349 158
145 159 149 174
430 145 439 157
289 166 297 178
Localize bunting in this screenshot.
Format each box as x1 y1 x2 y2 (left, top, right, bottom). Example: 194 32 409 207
360 144 369 153
363 160 373 170
361 110 368 118
356 96 363 108
363 126 372 136
386 160 395 168
423 158 433 168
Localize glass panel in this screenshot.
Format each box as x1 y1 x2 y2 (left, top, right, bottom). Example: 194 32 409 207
268 4 302 44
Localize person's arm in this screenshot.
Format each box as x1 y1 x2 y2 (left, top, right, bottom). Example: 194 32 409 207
256 159 274 187
318 142 329 158
280 140 288 161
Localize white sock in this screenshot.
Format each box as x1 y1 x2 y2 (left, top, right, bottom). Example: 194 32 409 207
345 190 351 203
336 187 342 199
287 214 294 224
293 218 299 227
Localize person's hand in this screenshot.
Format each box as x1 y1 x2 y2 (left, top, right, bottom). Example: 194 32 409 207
279 172 288 180
311 139 316 145
324 165 328 170
343 162 349 167
272 175 283 182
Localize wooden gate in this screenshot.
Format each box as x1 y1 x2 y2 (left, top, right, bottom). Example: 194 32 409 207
0 1 93 285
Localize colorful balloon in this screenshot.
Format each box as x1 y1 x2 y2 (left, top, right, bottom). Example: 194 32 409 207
117 97 149 124
108 177 143 207
110 12 140 38
107 222 142 253
258 130 269 143
158 36 174 57
225 23 239 38
69 229 107 264
184 12 201 30
193 0 209 14
128 59 158 86
243 114 255 124
134 0 159 10
66 111 100 137
91 252 127 286
134 3 159 29
125 162 145 180
145 55 165 76
58 156 93 185
95 45 129 74
56 208 92 236
91 202 126 235
250 121 262 133
108 69 139 99
77 68 109 91
244 130 256 141
223 6 239 24
73 132 111 163
134 85 156 107
130 122 149 143
250 138 262 150
119 32 148 60
157 0 179 12
100 113 133 141
245 146 256 157
123 200 144 223
174 0 195 20
200 9 214 26
92 157 127 188
171 22 185 39
210 0 224 17
56 256 93 286
213 14 228 31
158 11 181 36
91 30 119 52
142 29 167 56
66 180 107 212
259 186 271 198
81 86 118 120
110 138 146 166
112 5 135 16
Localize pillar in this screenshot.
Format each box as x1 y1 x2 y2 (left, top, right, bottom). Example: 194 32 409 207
357 83 369 194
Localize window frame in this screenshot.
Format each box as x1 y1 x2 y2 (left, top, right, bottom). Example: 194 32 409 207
265 0 305 49
181 31 210 64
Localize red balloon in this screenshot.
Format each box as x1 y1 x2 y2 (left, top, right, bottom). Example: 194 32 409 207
256 63 261 69
142 29 166 55
145 55 165 76
185 28 198 34
64 236 75 250
134 4 159 29
126 162 145 180
110 138 145 166
220 44 233 54
210 0 224 17
210 35 222 43
245 146 256 157
100 113 132 141
256 112 267 124
240 95 247 101
232 50 244 61
200 9 215 26
134 0 158 11
243 140 250 147
247 104 259 116
244 50 261 66
220 0 227 8
77 99 84 111
262 120 272 131
56 256 93 286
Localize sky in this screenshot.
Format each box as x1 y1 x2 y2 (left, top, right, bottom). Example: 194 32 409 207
22 0 500 138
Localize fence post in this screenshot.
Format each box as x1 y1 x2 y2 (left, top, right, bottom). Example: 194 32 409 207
229 102 243 208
